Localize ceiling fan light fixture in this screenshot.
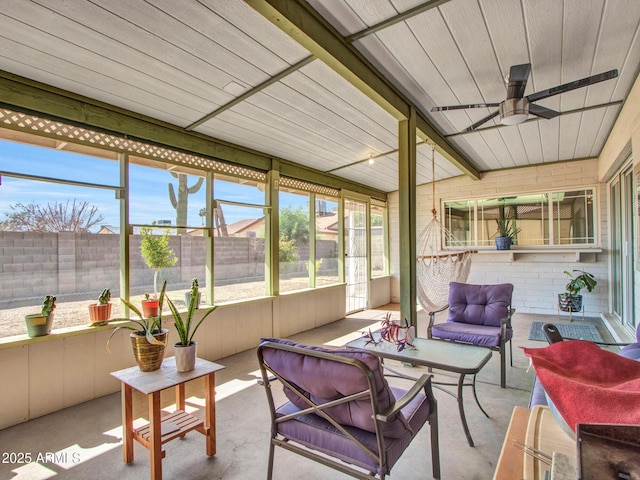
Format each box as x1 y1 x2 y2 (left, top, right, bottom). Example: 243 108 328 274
499 98 530 125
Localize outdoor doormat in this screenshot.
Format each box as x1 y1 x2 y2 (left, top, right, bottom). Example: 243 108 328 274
528 321 604 343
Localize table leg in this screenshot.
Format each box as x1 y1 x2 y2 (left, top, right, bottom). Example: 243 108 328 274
175 383 186 439
148 392 162 480
176 383 185 411
204 372 216 456
457 373 475 447
472 374 490 418
122 383 134 464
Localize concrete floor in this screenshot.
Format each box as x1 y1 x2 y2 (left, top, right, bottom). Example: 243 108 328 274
0 307 613 480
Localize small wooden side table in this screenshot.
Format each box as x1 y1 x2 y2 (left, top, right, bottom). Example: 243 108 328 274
111 356 225 480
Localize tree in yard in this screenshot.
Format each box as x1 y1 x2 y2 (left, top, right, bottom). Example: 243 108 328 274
168 172 204 234
1 200 104 232
139 226 178 297
279 206 309 244
255 206 309 271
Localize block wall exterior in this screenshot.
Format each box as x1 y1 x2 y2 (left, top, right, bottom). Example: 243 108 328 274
0 232 336 305
389 158 609 316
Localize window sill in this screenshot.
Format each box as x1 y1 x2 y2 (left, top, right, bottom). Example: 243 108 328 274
474 247 602 263
0 320 133 350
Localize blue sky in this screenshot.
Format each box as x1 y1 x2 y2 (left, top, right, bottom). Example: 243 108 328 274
0 140 307 230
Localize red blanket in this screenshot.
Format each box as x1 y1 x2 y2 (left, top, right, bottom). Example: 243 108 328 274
522 340 640 432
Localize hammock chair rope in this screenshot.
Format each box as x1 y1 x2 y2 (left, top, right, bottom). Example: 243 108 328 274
416 145 475 313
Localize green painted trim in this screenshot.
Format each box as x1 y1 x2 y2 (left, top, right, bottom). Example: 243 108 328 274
338 193 345 285
0 71 271 171
119 153 130 309
0 70 388 200
309 193 317 289
205 172 214 305
398 110 418 331
266 169 280 296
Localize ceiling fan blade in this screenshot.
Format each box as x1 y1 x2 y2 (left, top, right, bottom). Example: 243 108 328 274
431 103 500 112
463 110 500 132
529 104 560 119
527 69 618 103
507 63 531 99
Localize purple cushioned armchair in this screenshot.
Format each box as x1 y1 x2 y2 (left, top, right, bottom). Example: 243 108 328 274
428 282 515 388
257 338 440 479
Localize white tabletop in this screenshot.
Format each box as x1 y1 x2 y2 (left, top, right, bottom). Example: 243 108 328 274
111 357 225 395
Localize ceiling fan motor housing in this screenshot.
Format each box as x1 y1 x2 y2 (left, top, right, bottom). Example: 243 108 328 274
499 97 530 125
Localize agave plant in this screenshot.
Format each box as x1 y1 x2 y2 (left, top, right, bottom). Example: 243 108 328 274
106 281 168 350
167 278 217 346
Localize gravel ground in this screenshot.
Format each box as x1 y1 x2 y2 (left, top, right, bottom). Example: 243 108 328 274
0 277 336 338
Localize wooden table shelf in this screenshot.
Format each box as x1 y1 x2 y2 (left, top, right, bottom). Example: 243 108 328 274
134 409 204 446
111 356 225 480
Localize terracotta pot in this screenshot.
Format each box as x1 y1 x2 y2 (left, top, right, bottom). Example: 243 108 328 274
141 299 159 318
25 313 54 338
130 329 168 372
89 303 112 325
174 341 197 372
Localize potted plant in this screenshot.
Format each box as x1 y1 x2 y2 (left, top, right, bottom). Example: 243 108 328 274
24 295 56 337
107 282 169 372
140 226 178 298
183 278 201 309
167 279 217 372
141 293 159 318
495 214 521 250
88 288 112 325
558 269 597 315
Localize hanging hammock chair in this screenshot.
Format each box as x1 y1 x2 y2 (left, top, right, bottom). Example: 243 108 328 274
417 146 476 313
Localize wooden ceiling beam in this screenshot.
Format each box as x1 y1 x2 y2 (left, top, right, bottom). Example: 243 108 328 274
246 0 480 180
346 0 453 43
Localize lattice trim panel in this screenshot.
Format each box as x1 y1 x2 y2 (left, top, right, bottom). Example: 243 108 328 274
0 109 266 182
280 176 339 197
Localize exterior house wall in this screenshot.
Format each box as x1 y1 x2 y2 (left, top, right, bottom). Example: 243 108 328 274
389 158 608 317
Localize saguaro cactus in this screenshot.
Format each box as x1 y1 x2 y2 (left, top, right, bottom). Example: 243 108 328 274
168 173 204 234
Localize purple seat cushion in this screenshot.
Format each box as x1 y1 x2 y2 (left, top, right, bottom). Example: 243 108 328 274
619 343 640 361
430 322 512 347
447 282 513 327
260 337 413 438
275 386 430 475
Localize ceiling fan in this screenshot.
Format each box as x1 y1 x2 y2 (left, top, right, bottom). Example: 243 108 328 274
431 63 618 132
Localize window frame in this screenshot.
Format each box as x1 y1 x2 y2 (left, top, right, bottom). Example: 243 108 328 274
443 186 599 248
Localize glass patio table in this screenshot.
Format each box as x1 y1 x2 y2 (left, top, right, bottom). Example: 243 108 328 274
347 333 492 447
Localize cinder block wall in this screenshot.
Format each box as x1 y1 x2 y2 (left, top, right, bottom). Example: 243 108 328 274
388 158 608 317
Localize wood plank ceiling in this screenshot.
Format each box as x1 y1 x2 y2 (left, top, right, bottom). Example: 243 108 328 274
0 0 639 193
